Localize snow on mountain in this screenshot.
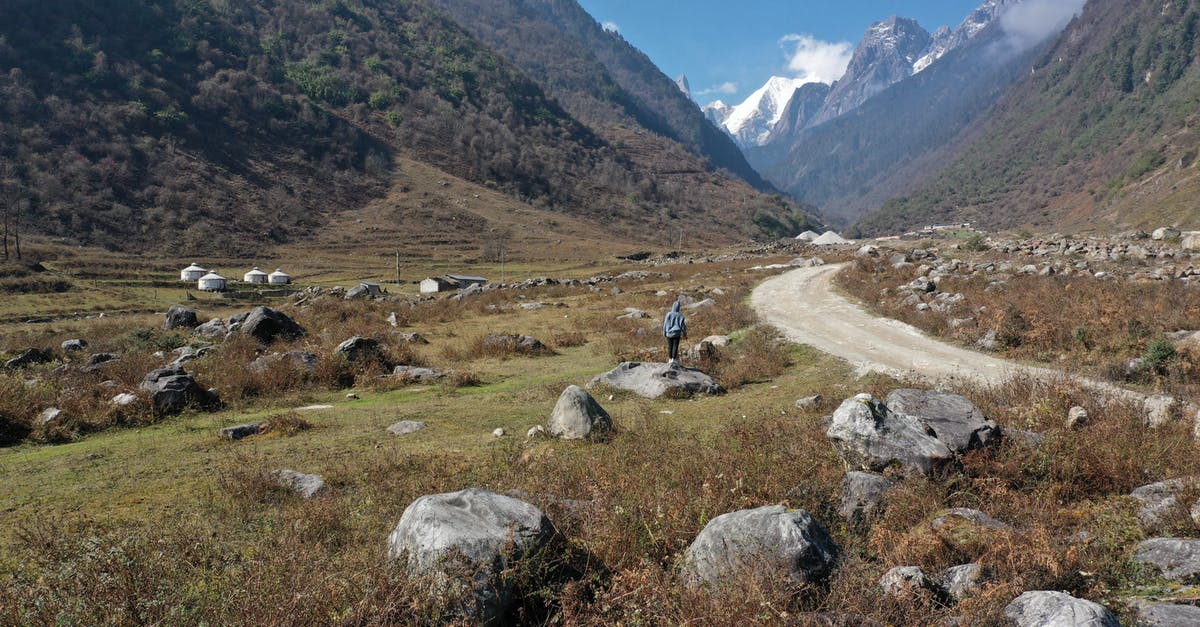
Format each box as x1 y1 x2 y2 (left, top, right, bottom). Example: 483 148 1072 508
704 76 811 147
913 0 1012 73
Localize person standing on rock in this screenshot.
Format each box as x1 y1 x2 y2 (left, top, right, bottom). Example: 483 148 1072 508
663 300 687 366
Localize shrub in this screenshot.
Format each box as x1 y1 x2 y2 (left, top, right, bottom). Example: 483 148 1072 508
1144 337 1177 374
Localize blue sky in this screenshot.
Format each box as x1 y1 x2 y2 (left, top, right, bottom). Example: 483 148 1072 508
576 1 985 105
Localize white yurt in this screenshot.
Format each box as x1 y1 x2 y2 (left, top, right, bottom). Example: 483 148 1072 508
268 268 291 285
197 271 227 292
243 267 269 284
180 263 208 281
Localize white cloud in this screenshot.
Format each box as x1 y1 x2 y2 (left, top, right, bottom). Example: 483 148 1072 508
601 21 620 33
697 82 739 96
779 34 853 84
999 0 1086 51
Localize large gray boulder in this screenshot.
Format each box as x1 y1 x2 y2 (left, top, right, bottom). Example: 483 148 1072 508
681 505 839 588
139 364 220 416
1003 591 1119 627
839 471 896 522
163 305 199 330
588 362 725 399
548 385 613 441
482 333 552 356
194 317 230 339
826 394 953 476
938 563 984 601
61 338 88 353
878 566 939 599
1135 538 1200 582
240 306 305 344
387 488 554 625
884 389 999 452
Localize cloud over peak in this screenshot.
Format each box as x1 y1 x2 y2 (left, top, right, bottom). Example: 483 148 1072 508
779 34 853 84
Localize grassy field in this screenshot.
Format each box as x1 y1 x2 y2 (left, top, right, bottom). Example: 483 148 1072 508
3 244 1200 624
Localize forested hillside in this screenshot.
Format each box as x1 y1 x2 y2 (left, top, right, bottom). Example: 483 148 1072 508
861 0 1200 235
0 0 807 256
423 0 771 188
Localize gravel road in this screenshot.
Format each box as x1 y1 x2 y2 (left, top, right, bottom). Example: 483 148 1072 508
751 263 1120 393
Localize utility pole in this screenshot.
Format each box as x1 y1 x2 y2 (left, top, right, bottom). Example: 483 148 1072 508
395 251 401 286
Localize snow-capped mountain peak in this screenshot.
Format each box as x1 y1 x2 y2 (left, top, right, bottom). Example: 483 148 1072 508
704 76 811 147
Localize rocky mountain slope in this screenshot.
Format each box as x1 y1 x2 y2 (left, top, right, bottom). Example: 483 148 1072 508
861 0 1200 235
0 0 804 256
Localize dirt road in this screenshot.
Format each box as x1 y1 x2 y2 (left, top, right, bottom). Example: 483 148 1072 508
750 263 1082 389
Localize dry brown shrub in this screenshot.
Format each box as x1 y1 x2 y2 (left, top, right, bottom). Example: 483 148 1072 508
551 330 587 348
713 326 792 389
261 412 313 436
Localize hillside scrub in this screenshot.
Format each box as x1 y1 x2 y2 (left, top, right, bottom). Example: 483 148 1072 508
837 254 1200 396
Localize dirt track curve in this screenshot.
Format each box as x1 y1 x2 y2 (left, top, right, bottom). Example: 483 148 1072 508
751 263 1138 400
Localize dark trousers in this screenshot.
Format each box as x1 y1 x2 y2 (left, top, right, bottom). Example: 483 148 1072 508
667 335 681 361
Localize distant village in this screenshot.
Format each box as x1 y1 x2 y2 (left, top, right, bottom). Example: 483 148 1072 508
178 262 488 296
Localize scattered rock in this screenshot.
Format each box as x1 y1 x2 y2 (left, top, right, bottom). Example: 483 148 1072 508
346 392 359 400
220 422 263 440
1135 538 1200 582
681 505 839 588
548 385 613 441
1135 602 1200 625
840 471 896 522
1066 406 1089 429
682 298 716 310
392 366 445 382
387 421 427 436
878 566 939 599
975 330 1000 351
1004 591 1118 627
1130 479 1199 530
588 362 725 399
884 389 999 453
617 308 649 319
1145 395 1179 428
930 508 1013 555
4 348 53 370
526 425 546 439
386 488 554 624
163 305 199 330
193 318 229 339
938 563 984 601
139 364 220 416
395 332 430 344
61 339 87 353
36 407 66 426
482 333 553 356
795 395 823 411
386 312 400 327
240 306 305 344
111 392 138 407
492 428 506 437
334 336 388 365
701 335 731 347
1153 227 1181 241
250 350 319 374
271 469 327 499
825 394 953 477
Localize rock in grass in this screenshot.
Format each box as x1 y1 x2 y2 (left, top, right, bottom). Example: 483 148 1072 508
334 336 387 365
61 339 88 352
1066 405 1089 429
681 505 839 588
826 394 953 477
839 471 895 522
111 392 138 407
587 362 724 399
1003 591 1118 627
1135 602 1200 625
163 305 199 330
271 469 327 499
938 563 983 601
1130 478 1199 530
392 366 444 382
547 385 613 441
883 389 999 453
1135 538 1200 582
194 317 229 339
220 422 263 441
795 395 823 410
140 364 220 417
930 508 1012 555
4 348 53 370
387 488 554 625
387 421 427 436
239 306 305 344
878 566 939 599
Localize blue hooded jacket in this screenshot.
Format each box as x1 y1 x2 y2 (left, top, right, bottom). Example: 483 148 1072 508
663 301 687 338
